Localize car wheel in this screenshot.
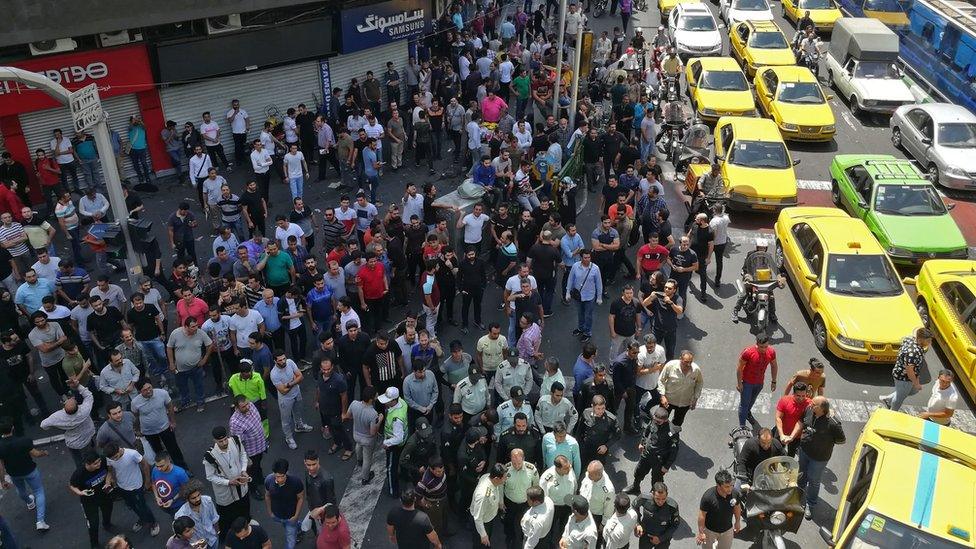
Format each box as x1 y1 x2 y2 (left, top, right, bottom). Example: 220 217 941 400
830 179 841 206
813 316 828 353
917 298 930 329
891 127 903 149
775 243 785 270
849 96 860 117
927 163 940 186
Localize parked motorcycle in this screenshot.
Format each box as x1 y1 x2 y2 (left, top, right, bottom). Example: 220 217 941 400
729 427 805 549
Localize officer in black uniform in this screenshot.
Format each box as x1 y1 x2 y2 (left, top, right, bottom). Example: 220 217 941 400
578 364 616 415
399 417 440 484
457 425 489 519
634 482 681 549
442 402 468 516
626 406 679 494
498 412 544 467
578 394 622 466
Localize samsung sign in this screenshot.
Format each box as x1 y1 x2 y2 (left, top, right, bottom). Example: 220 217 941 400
341 0 431 53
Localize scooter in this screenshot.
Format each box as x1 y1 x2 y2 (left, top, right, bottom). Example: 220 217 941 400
734 269 780 335
729 427 805 549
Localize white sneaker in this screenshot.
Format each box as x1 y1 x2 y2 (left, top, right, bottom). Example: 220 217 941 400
286 438 298 450
27 494 35 510
295 424 313 433
35 520 49 531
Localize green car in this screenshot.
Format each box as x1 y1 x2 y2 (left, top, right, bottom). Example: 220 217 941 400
829 154 968 265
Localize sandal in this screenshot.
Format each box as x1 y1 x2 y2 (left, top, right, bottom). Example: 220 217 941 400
341 450 353 461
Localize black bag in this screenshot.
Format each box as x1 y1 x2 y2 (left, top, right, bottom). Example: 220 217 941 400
570 265 592 301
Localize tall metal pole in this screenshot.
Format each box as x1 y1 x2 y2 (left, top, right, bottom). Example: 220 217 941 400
552 0 568 117
568 24 584 128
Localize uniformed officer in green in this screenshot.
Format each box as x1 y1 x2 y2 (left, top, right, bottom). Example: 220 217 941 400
454 365 489 421
540 454 578 547
634 481 680 549
471 463 506 547
380 386 409 498
496 386 536 437
502 447 540 549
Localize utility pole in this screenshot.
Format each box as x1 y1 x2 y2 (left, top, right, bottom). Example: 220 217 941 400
568 24 584 128
552 0 568 117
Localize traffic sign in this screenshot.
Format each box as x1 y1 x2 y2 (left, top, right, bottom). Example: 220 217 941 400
69 83 103 132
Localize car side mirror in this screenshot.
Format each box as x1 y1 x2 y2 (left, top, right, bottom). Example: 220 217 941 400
819 527 836 547
792 158 801 166
805 273 819 284
826 94 834 100
921 137 932 145
856 199 867 209
902 276 916 286
967 345 976 355
715 155 725 162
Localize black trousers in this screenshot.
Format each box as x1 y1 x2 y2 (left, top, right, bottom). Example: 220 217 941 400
614 248 637 278
206 144 229 169
461 287 484 327
549 505 571 547
667 405 690 426
713 243 727 285
232 133 248 163
633 453 666 489
503 498 528 549
145 427 187 469
320 411 352 451
216 496 250 543
287 326 307 363
386 445 403 496
318 149 341 180
407 252 423 285
474 516 496 547
365 296 390 334
81 497 115 547
247 452 265 495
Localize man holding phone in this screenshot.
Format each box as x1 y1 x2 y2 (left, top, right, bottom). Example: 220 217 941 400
69 451 118 548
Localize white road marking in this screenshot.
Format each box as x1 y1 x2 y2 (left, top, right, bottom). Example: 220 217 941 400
339 449 389 548
693 387 976 433
797 179 832 191
841 111 859 131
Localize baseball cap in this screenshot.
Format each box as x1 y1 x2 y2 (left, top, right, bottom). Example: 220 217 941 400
415 417 433 435
468 365 483 380
510 386 524 399
449 403 463 415
378 387 399 404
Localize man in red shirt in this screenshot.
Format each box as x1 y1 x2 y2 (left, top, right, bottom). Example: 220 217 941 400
736 334 778 429
314 503 352 549
176 290 209 326
774 382 810 456
356 251 389 334
636 232 670 279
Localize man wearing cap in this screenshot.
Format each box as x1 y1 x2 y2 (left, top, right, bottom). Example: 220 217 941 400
498 413 544 468
471 463 506 546
493 350 534 407
379 387 409 498
626 406 679 495
536 382 579 435
441 403 467 514
579 461 615 544
542 421 582 476
458 425 489 516
561 495 598 549
496 386 535 438
541 455 578 546
398 417 439 485
578 395 622 466
403 361 439 428
502 448 539 548
454 365 489 422
521 486 555 549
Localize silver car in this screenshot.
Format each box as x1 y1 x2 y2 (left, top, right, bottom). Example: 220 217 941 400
890 102 976 190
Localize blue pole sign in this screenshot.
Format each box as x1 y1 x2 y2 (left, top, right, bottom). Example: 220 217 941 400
340 0 431 54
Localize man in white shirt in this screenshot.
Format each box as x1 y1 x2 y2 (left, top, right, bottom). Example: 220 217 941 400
920 369 959 426
362 114 384 155
187 146 213 209
50 128 80 192
283 108 299 148
561 495 598 549
200 111 230 170
274 216 306 250
282 144 308 200
565 4 586 37
708 203 731 286
602 494 638 549
636 333 667 410
578 461 615 534
250 139 274 202
522 486 554 548
457 203 488 255
226 99 250 164
227 303 265 356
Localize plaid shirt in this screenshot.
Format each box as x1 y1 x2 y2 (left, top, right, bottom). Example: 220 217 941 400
229 402 267 457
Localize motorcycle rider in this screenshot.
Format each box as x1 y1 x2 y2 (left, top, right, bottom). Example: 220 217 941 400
796 27 822 69
652 26 672 50
655 98 686 154
734 427 785 491
625 406 679 495
696 162 724 198
797 12 814 36
660 47 683 96
730 238 785 324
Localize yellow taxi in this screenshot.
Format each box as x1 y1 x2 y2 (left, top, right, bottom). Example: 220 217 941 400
713 116 798 211
774 207 922 363
754 65 836 142
904 260 976 400
659 0 701 17
685 57 757 122
821 409 975 548
729 20 797 77
781 0 843 31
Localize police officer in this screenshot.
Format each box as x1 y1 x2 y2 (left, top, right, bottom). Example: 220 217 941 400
502 448 540 549
578 460 615 544
561 495 598 548
521 486 555 549
578 364 615 415
455 365 489 422
494 349 535 405
458 426 489 516
634 482 680 548
442 403 468 517
540 455 578 546
496 386 535 437
471 463 506 547
536 382 579 434
498 412 544 467
604 494 640 549
578 394 622 466
399 417 440 485
626 406 679 495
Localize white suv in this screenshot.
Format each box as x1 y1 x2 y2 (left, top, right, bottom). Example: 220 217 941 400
669 4 723 60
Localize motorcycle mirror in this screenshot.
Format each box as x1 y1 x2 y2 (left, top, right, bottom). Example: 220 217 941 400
826 94 834 100
819 526 836 547
715 155 725 162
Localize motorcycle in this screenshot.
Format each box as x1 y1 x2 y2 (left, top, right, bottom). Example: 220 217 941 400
799 48 821 72
734 268 780 335
656 118 688 159
672 119 710 171
729 427 805 549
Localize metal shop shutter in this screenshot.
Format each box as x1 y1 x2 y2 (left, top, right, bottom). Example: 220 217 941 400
19 93 141 180
327 41 410 110
159 60 322 158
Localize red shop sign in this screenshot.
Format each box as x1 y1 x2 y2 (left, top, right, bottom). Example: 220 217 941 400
0 44 155 118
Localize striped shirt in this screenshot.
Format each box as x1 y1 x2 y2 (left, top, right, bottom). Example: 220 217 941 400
243 285 264 308
56 267 91 299
217 194 243 223
0 222 29 256
321 220 345 253
229 402 268 457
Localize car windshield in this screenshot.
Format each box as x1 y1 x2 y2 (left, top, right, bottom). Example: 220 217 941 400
777 82 825 103
701 70 749 91
863 0 906 11
853 61 900 79
679 15 717 31
825 254 902 296
750 31 789 48
728 140 790 169
873 184 947 216
800 0 835 8
841 511 968 549
937 122 976 148
734 0 769 10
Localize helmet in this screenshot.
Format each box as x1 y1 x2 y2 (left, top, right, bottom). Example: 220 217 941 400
636 28 643 33
755 238 769 249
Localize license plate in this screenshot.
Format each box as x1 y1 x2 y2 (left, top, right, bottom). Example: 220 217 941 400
868 355 887 362
753 204 777 210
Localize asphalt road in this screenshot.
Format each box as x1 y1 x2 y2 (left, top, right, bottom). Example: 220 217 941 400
4 2 976 548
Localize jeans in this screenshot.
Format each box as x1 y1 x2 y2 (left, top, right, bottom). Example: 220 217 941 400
59 160 80 190
423 303 439 338
882 379 920 411
365 174 379 203
140 339 169 380
129 148 152 183
118 487 156 526
79 158 101 191
175 367 205 407
273 516 300 549
797 449 829 507
738 382 763 427
67 226 85 264
288 176 304 199
82 497 115 547
584 162 601 191
166 149 184 178
11 468 45 522
577 298 596 335
517 192 541 212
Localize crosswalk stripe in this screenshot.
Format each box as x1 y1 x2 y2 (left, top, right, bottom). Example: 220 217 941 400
339 454 388 548
797 179 833 190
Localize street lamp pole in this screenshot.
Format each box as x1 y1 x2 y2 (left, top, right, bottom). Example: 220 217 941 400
552 0 568 117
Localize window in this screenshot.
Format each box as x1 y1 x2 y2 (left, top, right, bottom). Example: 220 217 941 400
921 22 935 43
906 108 928 129
839 446 878 533
690 61 703 84
719 124 734 153
805 239 824 275
737 24 750 42
942 281 976 321
762 70 778 92
845 165 872 202
791 222 820 271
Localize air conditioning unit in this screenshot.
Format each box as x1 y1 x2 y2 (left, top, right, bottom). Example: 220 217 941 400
29 38 78 56
206 14 242 35
98 30 142 47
